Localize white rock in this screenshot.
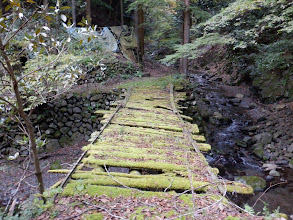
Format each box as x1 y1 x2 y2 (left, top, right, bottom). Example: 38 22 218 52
235 94 245 99
269 169 280 177
262 163 278 171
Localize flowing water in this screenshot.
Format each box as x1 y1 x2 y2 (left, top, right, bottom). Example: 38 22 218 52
188 73 293 217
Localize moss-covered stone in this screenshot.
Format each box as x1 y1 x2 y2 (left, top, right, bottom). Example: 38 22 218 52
235 176 266 191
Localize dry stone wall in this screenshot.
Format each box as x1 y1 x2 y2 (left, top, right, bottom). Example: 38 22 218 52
0 89 121 156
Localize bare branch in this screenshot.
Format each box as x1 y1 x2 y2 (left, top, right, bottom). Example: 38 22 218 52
0 96 17 111
2 9 40 48
104 163 143 193
252 181 287 208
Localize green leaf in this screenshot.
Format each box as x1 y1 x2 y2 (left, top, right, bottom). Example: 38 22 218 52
10 0 20 8
5 5 11 12
35 28 40 35
61 6 71 10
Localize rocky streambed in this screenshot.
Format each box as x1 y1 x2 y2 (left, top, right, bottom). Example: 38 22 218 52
183 72 293 217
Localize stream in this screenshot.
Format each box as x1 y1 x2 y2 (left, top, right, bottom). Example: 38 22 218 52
187 72 293 217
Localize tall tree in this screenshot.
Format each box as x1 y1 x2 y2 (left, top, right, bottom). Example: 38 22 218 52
86 0 91 26
72 0 76 26
135 5 144 64
120 0 124 26
0 0 3 16
180 0 190 75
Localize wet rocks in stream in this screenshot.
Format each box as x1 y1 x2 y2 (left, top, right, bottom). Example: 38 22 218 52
183 71 293 216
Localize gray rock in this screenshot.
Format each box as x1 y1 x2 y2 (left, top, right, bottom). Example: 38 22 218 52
60 127 70 134
265 175 274 181
73 114 82 120
86 123 93 131
82 118 88 123
269 169 280 177
81 112 91 119
213 112 223 120
79 126 84 134
40 122 49 130
45 139 61 153
71 132 84 143
263 163 278 171
288 144 293 153
275 160 289 165
53 131 62 139
253 132 272 145
72 127 79 132
235 94 245 99
60 100 67 107
273 131 283 141
60 107 67 113
68 108 73 115
49 123 57 129
73 107 82 113
243 136 253 145
236 140 247 148
275 104 286 110
242 126 257 132
239 100 251 109
45 129 54 135
65 121 73 127
57 122 64 127
91 94 103 101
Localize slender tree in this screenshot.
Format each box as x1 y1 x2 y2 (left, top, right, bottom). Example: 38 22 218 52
180 0 190 75
72 0 76 26
135 5 144 64
120 0 124 26
86 0 91 26
0 0 3 16
0 36 45 199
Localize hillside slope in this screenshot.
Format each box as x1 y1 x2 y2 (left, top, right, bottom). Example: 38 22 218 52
191 0 293 103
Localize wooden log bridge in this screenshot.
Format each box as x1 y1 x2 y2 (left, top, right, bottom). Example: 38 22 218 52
49 83 255 219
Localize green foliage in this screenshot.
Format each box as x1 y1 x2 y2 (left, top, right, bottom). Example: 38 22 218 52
1 187 63 219
162 33 233 64
254 39 293 76
187 0 293 101
20 53 81 109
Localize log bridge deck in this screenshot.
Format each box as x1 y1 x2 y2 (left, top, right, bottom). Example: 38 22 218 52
49 83 254 219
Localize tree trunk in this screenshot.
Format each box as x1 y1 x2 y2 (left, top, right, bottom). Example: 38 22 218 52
0 0 4 16
72 0 76 27
0 36 45 201
120 0 124 26
180 0 190 75
86 0 91 26
135 5 144 65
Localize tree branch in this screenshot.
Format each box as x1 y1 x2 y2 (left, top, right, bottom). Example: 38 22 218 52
0 96 17 111
2 9 40 48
